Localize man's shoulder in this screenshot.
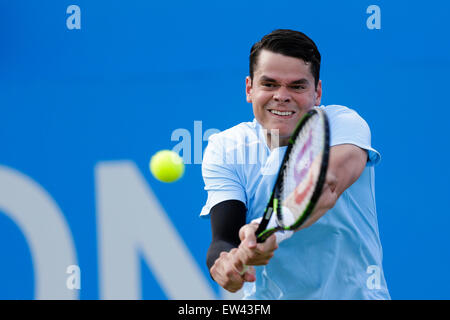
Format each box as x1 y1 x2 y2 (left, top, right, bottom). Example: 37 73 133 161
321 104 380 163
321 104 362 118
321 104 369 128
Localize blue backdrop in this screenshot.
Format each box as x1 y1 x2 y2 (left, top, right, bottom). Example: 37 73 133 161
1 0 449 299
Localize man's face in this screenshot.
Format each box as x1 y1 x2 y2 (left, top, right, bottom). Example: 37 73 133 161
246 49 322 147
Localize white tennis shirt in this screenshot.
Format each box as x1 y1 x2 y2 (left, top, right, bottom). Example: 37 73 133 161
200 105 390 300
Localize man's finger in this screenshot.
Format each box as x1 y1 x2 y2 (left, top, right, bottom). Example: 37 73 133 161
239 224 258 248
259 233 278 252
243 266 256 282
231 250 246 275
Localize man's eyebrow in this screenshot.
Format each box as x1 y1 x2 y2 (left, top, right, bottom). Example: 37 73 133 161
259 76 278 82
259 76 309 85
290 78 310 85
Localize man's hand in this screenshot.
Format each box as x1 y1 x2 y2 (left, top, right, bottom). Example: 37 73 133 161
209 222 278 293
210 248 256 293
237 222 278 266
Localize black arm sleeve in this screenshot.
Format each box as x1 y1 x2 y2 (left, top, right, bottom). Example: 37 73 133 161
206 200 247 273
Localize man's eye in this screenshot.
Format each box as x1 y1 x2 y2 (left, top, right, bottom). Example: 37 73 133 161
291 86 305 90
262 83 276 88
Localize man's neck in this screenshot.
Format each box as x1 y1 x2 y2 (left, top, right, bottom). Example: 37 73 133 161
266 133 289 150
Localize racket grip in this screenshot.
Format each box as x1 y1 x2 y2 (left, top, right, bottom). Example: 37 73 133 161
253 219 275 243
239 265 249 276
256 228 277 243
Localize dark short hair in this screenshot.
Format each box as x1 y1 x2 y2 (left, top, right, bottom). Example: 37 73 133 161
249 29 321 87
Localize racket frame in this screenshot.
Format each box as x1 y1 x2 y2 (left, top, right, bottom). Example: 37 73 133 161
254 108 330 243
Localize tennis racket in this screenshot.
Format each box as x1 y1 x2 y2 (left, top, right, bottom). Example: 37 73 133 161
240 107 330 275
255 107 330 242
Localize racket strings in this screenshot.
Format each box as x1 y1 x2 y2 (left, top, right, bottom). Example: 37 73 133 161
279 112 326 225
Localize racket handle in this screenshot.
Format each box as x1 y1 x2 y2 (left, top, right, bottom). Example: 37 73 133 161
239 265 249 276
256 228 277 243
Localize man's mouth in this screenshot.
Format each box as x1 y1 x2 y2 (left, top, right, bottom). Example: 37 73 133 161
268 109 295 118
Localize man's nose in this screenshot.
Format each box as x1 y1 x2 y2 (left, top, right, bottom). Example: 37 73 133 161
273 86 291 103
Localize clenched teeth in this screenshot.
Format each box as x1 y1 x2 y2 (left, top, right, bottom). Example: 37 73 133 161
270 110 293 116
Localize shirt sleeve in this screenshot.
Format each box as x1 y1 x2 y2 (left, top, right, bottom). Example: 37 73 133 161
200 135 247 218
326 106 381 166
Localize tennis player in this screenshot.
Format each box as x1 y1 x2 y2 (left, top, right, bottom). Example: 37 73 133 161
200 29 390 299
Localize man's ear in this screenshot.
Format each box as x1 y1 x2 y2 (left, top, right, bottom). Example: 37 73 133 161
314 79 322 106
245 76 252 103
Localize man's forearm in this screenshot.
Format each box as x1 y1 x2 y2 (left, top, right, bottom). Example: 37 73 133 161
299 145 367 230
206 200 247 273
298 176 338 230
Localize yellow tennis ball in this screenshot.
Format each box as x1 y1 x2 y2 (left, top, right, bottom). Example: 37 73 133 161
150 150 185 183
